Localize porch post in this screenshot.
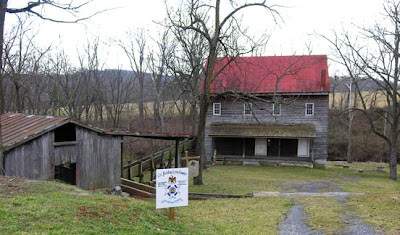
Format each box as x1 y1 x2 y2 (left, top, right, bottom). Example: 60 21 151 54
311 139 314 162
242 139 245 158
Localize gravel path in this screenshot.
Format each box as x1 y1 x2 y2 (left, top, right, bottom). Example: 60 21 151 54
253 191 362 197
279 203 324 235
275 181 384 235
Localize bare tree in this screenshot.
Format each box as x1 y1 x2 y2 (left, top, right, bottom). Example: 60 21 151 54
167 22 208 135
0 0 100 176
77 37 105 123
103 69 134 129
118 29 148 126
325 0 400 180
3 17 50 113
166 0 280 185
147 30 175 132
48 50 84 119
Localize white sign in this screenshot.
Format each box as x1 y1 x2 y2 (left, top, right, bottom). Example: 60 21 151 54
156 168 189 209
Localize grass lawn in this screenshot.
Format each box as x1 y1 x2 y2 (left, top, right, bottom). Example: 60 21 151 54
1 162 399 234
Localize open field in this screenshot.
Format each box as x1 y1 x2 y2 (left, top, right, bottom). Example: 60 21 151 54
1 162 399 234
329 91 389 109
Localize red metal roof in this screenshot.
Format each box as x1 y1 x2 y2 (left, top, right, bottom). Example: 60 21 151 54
0 113 69 150
209 55 329 94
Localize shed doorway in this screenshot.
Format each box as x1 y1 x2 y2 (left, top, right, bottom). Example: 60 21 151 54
54 163 76 185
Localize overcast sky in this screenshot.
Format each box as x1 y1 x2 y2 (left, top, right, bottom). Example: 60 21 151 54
6 0 385 76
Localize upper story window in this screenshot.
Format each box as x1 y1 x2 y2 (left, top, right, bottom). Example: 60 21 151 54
213 103 221 115
273 104 281 116
305 103 314 116
244 103 252 115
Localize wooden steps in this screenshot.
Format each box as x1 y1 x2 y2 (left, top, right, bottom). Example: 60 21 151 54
121 178 155 198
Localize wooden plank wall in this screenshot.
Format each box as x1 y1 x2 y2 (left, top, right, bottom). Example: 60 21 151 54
4 132 54 180
54 145 77 165
76 126 121 190
205 96 329 163
4 125 121 190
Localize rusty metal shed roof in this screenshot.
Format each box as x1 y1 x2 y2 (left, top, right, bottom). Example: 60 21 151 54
1 113 191 151
1 113 70 151
209 123 316 138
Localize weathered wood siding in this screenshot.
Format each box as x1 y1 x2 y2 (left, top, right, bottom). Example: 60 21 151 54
76 127 121 190
4 124 121 190
54 145 77 165
4 132 54 180
205 95 329 162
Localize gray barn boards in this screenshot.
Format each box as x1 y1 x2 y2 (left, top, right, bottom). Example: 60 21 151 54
1 113 122 190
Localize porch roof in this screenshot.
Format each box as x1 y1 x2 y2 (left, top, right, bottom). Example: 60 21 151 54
209 123 316 138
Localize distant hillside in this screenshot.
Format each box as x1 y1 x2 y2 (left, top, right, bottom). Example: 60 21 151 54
330 77 385 93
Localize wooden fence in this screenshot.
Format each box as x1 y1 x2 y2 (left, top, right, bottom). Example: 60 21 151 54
121 139 195 183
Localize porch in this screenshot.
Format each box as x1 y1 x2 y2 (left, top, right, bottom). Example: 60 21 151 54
209 123 316 168
215 155 314 168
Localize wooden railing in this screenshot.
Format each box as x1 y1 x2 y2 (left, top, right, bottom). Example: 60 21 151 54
121 139 195 183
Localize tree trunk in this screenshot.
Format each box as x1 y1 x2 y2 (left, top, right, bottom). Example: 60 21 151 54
388 142 398 181
193 94 208 185
190 102 197 136
138 74 144 126
347 112 353 163
0 0 7 175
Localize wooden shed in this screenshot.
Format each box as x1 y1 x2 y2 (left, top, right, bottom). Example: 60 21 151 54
0 113 122 190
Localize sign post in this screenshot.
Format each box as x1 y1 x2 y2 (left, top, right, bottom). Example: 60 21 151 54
156 168 189 220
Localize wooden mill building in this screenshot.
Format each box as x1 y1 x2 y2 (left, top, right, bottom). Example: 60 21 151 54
0 113 122 190
205 55 329 168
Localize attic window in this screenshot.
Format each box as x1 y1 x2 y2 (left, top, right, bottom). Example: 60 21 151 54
305 103 314 116
213 103 221 115
273 104 281 116
244 103 252 115
54 123 76 143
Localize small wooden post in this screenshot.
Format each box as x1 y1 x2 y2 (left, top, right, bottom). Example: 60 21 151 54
185 151 189 167
160 151 165 169
150 155 155 180
168 207 175 220
138 161 143 183
168 149 173 168
127 160 131 180
175 140 180 168
213 149 217 165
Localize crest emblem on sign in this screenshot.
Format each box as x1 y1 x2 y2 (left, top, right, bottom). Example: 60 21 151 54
166 175 179 197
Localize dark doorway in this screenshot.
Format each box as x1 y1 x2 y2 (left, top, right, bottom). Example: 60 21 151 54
54 163 76 185
267 138 279 156
280 139 298 157
214 138 243 155
244 138 255 156
267 138 298 157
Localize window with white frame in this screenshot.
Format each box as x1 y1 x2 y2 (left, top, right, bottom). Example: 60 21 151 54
244 103 252 115
273 103 281 116
213 103 221 115
305 103 314 116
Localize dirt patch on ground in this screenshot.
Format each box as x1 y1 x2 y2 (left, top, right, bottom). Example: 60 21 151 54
78 206 105 219
0 176 31 197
